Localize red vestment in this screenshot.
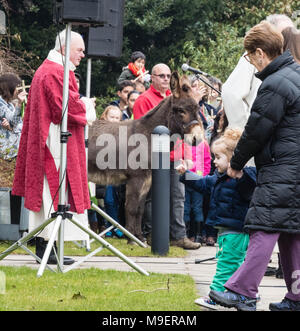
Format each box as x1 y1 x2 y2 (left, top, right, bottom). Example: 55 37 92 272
12 59 90 214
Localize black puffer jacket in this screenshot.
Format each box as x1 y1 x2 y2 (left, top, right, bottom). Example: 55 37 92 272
230 51 300 234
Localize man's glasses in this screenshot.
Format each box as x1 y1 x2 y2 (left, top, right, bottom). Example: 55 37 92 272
244 50 255 63
152 74 171 79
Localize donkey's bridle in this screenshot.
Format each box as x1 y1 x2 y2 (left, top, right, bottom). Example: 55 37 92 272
182 120 199 130
171 113 199 132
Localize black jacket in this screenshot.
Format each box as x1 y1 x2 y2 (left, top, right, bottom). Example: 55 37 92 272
230 51 300 234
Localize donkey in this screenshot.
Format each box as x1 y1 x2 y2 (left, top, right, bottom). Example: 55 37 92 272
88 72 203 242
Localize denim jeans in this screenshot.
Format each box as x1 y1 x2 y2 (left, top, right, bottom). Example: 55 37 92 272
184 185 204 223
104 185 120 226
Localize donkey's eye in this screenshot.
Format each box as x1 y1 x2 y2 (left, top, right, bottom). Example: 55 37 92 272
175 108 185 114
182 84 190 92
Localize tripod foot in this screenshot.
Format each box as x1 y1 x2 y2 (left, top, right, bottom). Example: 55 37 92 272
36 255 75 265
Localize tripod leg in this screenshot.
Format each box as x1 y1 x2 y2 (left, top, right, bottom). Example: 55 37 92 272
0 216 56 261
91 203 147 248
37 215 63 277
68 216 149 276
20 245 56 273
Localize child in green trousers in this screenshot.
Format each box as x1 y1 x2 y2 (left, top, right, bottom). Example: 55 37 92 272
177 128 256 309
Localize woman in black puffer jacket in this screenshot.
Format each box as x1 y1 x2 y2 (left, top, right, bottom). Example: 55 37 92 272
210 21 300 312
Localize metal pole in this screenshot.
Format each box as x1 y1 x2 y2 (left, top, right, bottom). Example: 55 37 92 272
57 23 72 270
84 58 92 251
37 216 63 277
85 58 91 171
86 58 92 98
151 126 170 255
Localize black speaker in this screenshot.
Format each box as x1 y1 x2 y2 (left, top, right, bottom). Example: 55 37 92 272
86 0 125 59
54 0 107 26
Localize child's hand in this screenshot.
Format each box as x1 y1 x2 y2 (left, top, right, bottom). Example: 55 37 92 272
176 159 188 175
1 118 12 131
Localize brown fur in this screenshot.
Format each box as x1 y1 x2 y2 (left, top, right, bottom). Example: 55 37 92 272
88 72 203 241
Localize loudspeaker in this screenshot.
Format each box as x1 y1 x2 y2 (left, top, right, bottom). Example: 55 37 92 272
86 0 125 59
54 0 107 26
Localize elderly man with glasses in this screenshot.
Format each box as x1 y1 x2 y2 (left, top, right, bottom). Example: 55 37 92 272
132 63 172 120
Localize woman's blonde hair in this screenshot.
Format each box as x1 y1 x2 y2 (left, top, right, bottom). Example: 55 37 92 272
100 105 122 120
211 128 242 161
244 20 284 60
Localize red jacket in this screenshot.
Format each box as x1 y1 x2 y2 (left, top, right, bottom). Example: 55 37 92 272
12 59 90 214
133 84 171 119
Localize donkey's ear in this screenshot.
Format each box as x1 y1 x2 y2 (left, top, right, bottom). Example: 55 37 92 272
170 72 181 98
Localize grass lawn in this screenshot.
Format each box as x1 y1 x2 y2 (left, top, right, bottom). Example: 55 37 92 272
0 239 200 311
0 238 188 258
0 266 199 311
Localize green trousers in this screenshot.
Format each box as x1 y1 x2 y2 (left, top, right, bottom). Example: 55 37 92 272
210 232 249 292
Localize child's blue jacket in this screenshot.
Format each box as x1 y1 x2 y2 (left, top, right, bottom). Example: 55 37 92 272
180 167 257 231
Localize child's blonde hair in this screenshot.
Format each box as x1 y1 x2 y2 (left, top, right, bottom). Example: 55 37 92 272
100 105 122 121
211 128 242 161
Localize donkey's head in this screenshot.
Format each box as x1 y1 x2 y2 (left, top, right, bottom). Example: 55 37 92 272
168 72 204 145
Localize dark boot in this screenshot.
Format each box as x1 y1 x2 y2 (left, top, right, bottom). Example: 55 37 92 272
89 221 99 234
35 237 75 265
36 237 54 259
265 266 276 276
194 222 202 243
185 220 191 238
275 253 283 279
269 298 300 311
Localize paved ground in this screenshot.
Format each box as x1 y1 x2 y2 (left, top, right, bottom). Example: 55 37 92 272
0 245 286 311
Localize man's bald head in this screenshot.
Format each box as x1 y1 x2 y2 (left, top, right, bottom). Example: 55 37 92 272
55 30 85 67
151 63 171 95
152 63 171 75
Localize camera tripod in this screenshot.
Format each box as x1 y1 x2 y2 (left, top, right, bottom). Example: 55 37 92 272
0 24 149 277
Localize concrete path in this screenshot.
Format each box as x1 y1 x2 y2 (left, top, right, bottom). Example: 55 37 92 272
0 245 286 311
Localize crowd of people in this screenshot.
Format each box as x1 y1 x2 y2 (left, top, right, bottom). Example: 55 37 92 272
1 13 300 311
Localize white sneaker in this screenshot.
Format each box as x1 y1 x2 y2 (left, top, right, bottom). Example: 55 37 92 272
194 296 218 310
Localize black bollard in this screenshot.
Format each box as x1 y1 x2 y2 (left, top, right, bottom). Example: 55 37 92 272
151 125 170 255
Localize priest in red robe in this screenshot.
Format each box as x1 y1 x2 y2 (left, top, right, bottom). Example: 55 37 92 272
12 30 96 264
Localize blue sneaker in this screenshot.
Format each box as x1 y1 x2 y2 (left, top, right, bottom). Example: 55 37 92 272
209 290 257 311
114 228 124 238
105 231 113 238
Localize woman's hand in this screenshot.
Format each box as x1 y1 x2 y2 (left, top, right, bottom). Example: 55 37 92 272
193 85 207 103
227 165 243 179
17 91 28 106
1 118 12 131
